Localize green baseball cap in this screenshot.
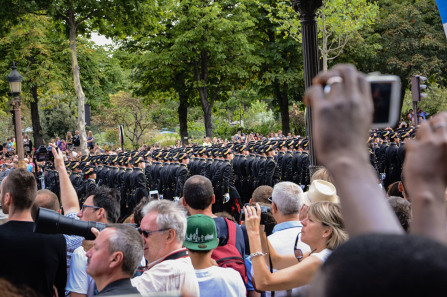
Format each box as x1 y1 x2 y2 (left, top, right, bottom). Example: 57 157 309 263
184 215 219 251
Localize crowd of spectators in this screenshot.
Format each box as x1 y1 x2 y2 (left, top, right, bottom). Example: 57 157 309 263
0 64 446 296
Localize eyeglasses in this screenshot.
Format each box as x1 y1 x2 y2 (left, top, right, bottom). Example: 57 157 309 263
81 204 100 212
137 227 170 238
294 232 304 262
268 196 273 202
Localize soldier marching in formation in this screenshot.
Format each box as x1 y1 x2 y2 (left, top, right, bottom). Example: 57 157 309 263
37 126 414 222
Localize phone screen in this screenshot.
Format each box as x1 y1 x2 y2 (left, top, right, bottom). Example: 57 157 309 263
371 82 392 125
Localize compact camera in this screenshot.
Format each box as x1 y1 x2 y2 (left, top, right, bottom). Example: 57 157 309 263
150 190 160 200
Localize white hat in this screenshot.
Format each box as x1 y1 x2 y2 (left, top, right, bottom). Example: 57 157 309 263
302 179 339 206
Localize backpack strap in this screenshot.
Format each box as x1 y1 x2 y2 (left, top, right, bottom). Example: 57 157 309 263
224 217 236 246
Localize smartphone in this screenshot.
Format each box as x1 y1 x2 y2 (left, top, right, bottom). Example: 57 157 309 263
367 74 401 129
149 190 160 200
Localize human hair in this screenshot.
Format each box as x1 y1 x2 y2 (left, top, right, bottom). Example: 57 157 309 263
308 202 347 250
106 224 143 276
133 196 152 226
66 131 72 140
91 186 120 223
271 182 303 216
313 234 447 297
31 190 60 220
387 196 411 232
183 175 214 210
251 186 273 204
142 200 187 243
311 167 334 184
2 169 37 211
88 131 93 137
387 182 403 198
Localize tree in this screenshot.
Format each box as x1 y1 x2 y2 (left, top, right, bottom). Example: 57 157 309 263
250 0 304 135
95 92 153 148
134 0 260 137
0 14 69 147
256 0 378 70
1 0 151 154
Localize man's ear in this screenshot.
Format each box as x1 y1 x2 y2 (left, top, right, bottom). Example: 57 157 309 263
211 194 216 205
166 229 176 243
110 251 124 269
271 202 278 214
181 197 187 207
3 193 11 208
97 208 106 220
398 182 404 193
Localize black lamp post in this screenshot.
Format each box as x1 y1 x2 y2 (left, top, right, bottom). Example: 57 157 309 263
292 0 323 176
7 62 25 169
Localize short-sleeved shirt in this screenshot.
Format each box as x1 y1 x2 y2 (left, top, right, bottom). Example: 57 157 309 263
66 246 95 296
195 265 246 297
131 249 199 296
63 212 84 271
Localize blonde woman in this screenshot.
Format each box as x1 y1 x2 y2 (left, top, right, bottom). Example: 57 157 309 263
244 202 347 293
87 131 94 150
66 131 73 150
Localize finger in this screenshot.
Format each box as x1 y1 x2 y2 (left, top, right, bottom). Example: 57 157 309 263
334 64 358 100
255 203 262 216
91 227 100 238
415 120 433 141
430 112 447 139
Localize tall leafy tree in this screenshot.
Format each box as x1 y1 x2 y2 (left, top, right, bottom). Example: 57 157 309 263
1 0 150 154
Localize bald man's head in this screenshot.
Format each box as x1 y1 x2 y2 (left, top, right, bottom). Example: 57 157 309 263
31 189 60 220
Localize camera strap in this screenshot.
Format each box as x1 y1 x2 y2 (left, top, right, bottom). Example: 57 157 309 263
162 249 189 262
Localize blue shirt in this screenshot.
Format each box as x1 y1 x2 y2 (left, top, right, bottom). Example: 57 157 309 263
271 220 303 234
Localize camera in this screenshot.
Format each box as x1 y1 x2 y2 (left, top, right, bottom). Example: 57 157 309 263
150 190 160 200
367 74 401 129
35 145 55 162
240 205 271 224
34 208 107 240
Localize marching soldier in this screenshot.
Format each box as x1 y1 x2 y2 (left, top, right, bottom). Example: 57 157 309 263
174 152 190 200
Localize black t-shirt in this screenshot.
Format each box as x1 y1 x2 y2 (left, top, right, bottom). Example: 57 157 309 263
0 221 67 297
214 217 245 258
73 135 80 147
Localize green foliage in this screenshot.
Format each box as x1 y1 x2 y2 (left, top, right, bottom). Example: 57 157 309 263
402 83 447 118
40 99 77 140
289 103 306 136
244 100 279 135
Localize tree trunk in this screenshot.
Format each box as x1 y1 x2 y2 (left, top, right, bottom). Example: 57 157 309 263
178 92 188 146
68 10 88 155
194 51 213 138
274 80 290 135
30 85 44 148
321 9 328 72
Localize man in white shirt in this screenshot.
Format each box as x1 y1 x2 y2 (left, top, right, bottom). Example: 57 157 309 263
131 200 199 296
267 182 311 297
184 214 246 297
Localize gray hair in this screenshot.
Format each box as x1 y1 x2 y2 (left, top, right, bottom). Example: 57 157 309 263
272 182 303 216
142 200 187 243
106 224 143 276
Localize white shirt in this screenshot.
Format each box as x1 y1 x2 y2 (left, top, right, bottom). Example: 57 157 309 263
131 252 199 296
65 246 95 296
266 221 311 297
195 266 246 297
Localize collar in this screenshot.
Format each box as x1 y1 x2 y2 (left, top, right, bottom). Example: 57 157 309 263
272 220 303 233
147 248 189 269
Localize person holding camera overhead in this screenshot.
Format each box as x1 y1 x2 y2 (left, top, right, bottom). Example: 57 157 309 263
244 201 347 295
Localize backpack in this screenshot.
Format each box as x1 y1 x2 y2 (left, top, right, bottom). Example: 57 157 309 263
211 218 248 284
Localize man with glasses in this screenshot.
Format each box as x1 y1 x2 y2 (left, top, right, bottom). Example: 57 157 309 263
66 186 120 297
131 200 199 296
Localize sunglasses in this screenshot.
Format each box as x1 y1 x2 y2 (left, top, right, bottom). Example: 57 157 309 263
294 232 304 262
137 227 170 238
81 204 100 212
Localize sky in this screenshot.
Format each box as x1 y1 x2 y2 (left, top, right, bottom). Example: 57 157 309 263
436 0 447 38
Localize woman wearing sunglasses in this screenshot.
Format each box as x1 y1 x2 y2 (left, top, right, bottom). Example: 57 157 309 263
244 201 347 293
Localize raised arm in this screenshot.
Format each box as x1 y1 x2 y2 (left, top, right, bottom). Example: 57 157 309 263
304 64 403 236
404 112 447 244
51 145 80 214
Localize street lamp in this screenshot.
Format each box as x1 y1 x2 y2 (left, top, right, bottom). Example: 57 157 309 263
7 62 25 169
292 0 323 177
